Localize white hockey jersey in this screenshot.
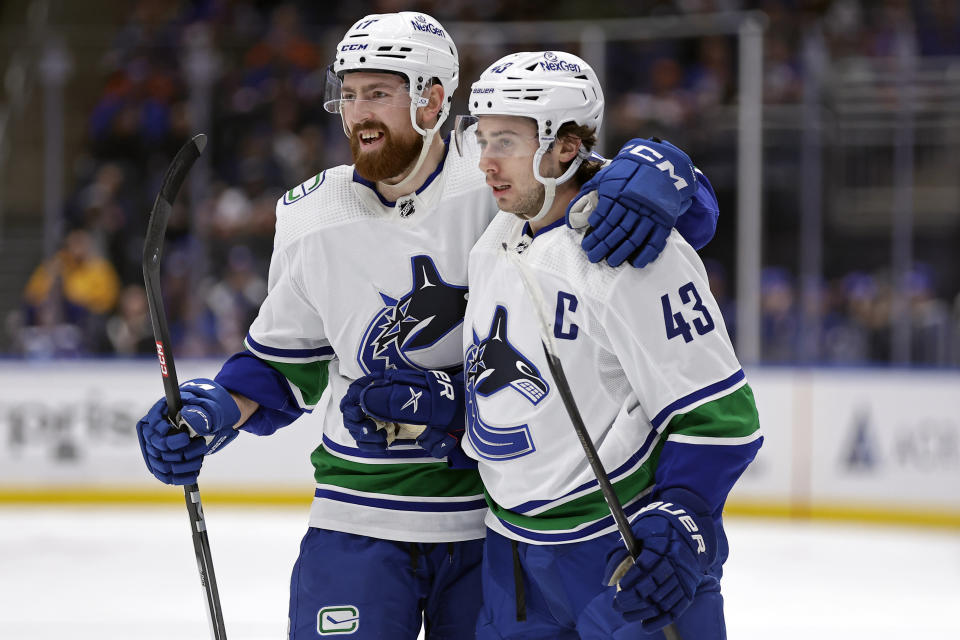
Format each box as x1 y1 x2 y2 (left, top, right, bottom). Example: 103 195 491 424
244 142 496 542
462 214 761 545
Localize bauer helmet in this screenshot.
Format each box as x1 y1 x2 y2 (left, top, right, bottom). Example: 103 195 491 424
456 51 604 222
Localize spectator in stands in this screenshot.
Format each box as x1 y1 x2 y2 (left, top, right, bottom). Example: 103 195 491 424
23 229 120 324
906 264 951 365
760 266 800 363
106 284 155 356
21 229 121 355
204 245 267 355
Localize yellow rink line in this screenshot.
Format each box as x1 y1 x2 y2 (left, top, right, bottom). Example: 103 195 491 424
1 489 959 530
0 487 313 508
723 499 960 530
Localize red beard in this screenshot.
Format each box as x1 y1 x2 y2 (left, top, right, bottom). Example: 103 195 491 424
349 119 424 182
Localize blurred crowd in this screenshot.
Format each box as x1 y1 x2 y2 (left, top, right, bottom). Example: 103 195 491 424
7 0 960 365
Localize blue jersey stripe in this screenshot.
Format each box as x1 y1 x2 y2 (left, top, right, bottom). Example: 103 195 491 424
245 333 334 360
314 487 487 513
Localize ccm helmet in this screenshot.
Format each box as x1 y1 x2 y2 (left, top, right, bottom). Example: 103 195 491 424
458 51 604 222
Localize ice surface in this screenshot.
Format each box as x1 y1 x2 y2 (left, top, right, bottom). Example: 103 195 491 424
1 507 957 639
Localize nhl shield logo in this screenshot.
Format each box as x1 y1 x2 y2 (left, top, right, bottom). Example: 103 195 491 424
398 198 416 218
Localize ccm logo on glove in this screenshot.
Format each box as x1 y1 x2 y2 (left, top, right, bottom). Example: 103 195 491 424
637 501 706 554
627 145 689 191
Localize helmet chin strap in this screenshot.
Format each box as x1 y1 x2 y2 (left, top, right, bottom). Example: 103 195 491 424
525 143 586 224
383 126 437 193
371 81 443 194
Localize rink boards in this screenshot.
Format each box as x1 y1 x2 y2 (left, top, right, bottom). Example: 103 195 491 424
0 360 957 527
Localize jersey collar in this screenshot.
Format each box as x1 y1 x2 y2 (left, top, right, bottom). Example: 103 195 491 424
521 216 567 242
351 133 451 207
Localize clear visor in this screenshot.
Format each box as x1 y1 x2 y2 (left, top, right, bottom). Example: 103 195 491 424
322 65 426 114
453 114 542 159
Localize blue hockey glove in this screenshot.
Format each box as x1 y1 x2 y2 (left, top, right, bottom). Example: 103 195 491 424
340 373 390 452
603 488 717 633
568 137 698 268
136 378 241 485
358 369 465 459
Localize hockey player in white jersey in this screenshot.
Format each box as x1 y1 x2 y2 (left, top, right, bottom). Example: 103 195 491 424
134 14 721 640
460 52 761 639
350 51 762 639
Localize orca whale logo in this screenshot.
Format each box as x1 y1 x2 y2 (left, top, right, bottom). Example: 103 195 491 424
464 306 548 461
358 256 468 373
468 306 548 404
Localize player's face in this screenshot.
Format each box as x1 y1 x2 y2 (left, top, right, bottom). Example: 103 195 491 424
475 115 551 218
340 72 423 182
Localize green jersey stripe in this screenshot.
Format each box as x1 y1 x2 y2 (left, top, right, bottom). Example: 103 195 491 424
667 384 760 441
486 443 663 532
311 445 484 499
263 359 330 407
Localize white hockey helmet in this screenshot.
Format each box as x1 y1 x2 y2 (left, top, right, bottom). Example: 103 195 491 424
456 51 604 221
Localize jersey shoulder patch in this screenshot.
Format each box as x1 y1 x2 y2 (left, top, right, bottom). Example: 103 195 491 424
272 165 366 247
281 171 327 206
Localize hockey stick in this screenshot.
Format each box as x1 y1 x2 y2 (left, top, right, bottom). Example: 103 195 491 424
507 245 683 640
142 133 228 640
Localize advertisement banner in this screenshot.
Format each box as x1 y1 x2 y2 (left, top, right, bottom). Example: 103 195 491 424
809 370 960 510
0 360 318 496
1 361 958 524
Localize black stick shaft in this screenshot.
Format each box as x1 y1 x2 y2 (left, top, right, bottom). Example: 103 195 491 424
539 347 640 557
142 134 227 640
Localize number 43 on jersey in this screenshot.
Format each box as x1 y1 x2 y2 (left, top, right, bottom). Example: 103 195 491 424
661 281 715 343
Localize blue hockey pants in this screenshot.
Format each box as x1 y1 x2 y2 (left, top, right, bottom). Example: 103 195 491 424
288 527 484 639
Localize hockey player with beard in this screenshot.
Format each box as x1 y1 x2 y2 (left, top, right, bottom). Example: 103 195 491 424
135 14 721 640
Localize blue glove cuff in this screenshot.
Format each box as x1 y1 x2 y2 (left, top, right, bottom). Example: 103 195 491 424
178 378 241 436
